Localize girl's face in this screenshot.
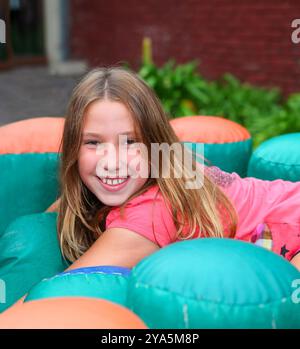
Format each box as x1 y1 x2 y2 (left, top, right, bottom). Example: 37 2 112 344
78 99 149 206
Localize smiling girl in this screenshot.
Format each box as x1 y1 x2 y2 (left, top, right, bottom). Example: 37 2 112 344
48 66 300 271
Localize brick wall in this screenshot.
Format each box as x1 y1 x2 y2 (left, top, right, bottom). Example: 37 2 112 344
70 0 300 95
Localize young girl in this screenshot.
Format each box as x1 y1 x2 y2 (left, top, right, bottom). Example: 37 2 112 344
48 66 300 271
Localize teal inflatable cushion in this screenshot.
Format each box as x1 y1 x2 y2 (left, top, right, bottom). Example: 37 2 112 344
184 140 252 177
0 153 60 237
24 266 130 307
0 212 68 313
247 133 300 181
127 239 300 329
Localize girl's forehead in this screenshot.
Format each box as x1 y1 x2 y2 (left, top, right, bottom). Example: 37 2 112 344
84 99 132 119
83 100 132 124
82 100 140 137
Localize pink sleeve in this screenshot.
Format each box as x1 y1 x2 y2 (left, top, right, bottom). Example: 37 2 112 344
105 186 177 247
206 166 300 241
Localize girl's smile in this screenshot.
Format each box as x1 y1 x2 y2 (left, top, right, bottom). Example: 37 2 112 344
97 176 130 191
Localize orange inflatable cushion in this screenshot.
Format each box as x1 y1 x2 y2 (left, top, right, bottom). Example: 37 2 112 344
0 297 147 329
170 116 251 143
0 117 65 154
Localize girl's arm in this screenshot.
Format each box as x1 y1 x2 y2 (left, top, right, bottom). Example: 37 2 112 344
65 227 160 270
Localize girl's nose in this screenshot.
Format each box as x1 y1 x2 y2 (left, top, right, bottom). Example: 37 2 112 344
102 146 120 171
96 143 128 177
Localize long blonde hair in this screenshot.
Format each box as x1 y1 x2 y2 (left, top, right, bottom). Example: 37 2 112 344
58 66 238 262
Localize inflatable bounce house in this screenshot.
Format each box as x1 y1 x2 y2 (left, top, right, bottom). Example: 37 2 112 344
0 116 299 329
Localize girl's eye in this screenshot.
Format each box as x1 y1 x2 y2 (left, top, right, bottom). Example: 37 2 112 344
126 139 136 145
83 139 137 146
84 140 100 146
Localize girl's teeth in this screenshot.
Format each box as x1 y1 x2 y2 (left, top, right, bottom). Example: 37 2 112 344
101 178 127 185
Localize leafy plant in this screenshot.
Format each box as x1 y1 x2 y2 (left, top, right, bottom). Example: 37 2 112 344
139 60 209 117
136 56 300 148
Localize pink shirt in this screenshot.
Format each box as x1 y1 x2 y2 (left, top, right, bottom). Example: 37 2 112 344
106 166 300 261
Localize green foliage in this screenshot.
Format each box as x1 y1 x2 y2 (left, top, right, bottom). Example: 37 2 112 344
139 60 208 117
137 60 300 148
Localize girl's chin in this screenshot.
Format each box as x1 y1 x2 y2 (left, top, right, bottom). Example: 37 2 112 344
95 190 132 206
